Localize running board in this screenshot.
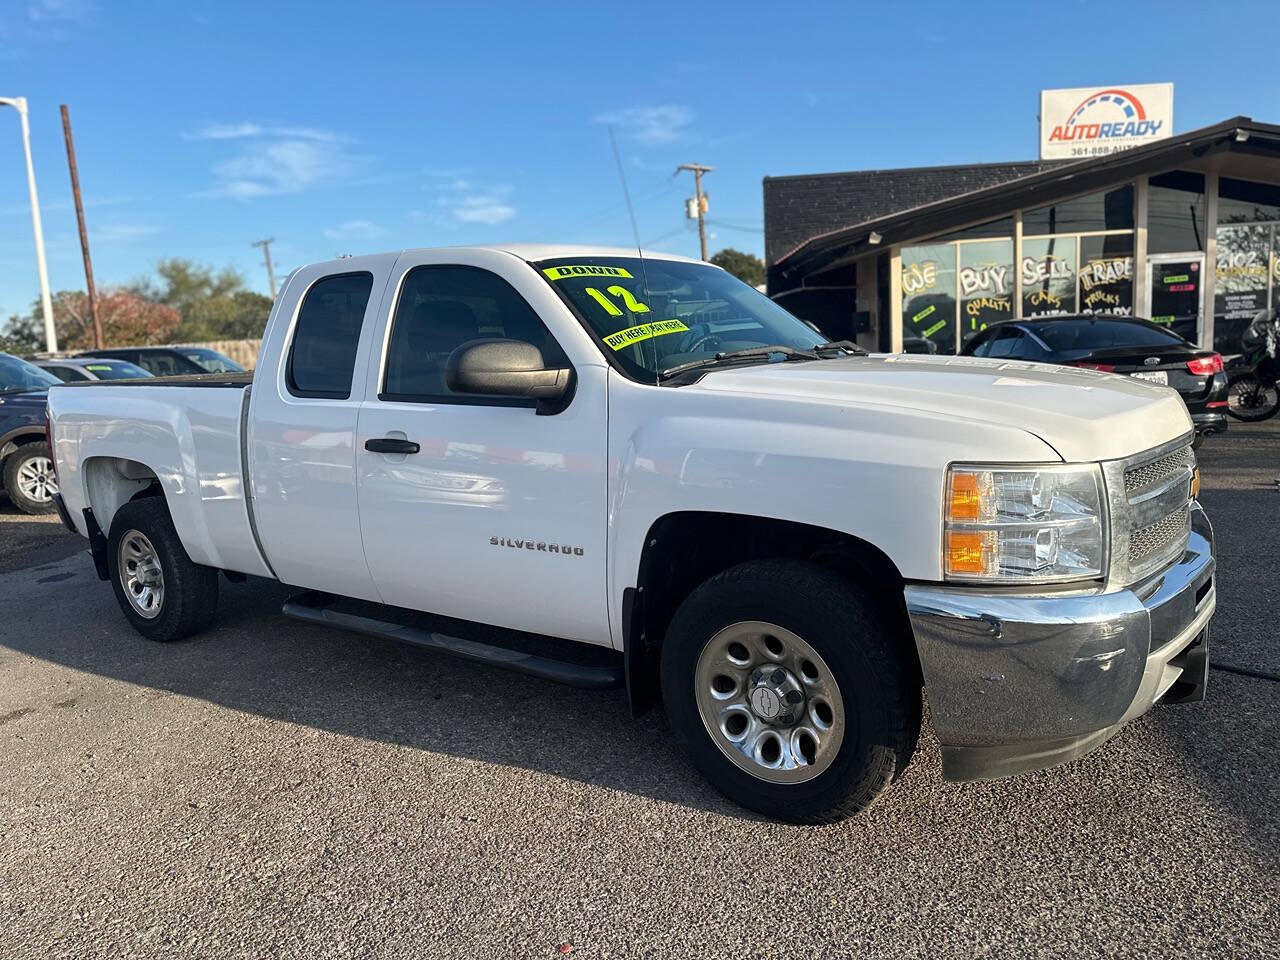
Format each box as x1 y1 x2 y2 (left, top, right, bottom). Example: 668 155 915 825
282 591 624 690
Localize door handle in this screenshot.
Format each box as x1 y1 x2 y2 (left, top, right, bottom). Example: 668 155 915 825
365 437 421 455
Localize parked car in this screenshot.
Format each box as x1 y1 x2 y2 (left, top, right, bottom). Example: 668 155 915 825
47 245 1215 823
962 316 1228 443
77 346 245 377
33 357 153 382
0 352 59 514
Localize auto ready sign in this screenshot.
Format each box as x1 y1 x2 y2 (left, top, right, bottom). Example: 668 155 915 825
1040 84 1173 160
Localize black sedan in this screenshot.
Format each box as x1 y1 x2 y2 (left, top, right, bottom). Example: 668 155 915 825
962 316 1228 441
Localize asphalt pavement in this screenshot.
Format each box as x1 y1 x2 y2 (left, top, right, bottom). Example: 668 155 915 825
1 422 1277 959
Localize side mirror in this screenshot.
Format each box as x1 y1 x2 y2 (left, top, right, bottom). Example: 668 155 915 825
446 339 572 408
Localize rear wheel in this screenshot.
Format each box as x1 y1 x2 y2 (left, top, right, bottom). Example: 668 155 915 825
107 497 219 642
660 559 920 824
1226 372 1280 421
3 441 57 515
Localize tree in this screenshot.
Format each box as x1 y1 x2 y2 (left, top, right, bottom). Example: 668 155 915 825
0 312 43 355
129 259 271 342
51 290 181 349
710 248 766 288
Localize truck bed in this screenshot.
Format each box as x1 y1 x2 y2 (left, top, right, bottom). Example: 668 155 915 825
56 372 253 389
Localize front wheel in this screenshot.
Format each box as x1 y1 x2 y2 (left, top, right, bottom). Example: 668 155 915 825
3 441 58 515
660 559 920 824
1226 372 1280 421
107 497 219 642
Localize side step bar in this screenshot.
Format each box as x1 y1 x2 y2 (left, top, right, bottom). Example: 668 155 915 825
282 590 624 690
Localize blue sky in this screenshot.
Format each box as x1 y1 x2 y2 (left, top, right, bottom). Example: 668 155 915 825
1 0 1278 320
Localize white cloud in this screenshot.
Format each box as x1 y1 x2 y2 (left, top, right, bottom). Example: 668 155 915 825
27 0 93 23
94 223 162 243
184 122 347 143
201 136 368 199
420 178 517 227
323 219 382 241
595 105 692 145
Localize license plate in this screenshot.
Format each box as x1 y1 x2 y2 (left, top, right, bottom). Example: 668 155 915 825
1131 370 1169 385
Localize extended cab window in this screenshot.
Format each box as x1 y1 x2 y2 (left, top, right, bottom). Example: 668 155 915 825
288 272 374 399
382 265 567 403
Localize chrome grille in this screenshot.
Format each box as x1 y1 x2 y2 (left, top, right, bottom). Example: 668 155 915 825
1124 446 1191 494
1102 438 1194 585
1129 504 1191 566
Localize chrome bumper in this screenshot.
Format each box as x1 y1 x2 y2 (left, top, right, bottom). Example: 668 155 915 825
905 502 1215 782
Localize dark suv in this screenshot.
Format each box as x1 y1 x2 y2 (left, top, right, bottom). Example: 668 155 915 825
78 346 246 377
0 353 60 514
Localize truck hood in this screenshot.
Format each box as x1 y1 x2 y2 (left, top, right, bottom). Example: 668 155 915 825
691 354 1192 462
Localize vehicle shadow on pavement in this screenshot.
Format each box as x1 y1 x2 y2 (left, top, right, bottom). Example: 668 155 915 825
0 559 763 820
0 498 80 574
2 541 1278 862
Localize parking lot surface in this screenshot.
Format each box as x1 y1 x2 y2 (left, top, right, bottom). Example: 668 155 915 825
1 422 1277 959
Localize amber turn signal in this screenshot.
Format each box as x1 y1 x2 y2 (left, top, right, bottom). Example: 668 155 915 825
946 530 994 575
948 471 983 521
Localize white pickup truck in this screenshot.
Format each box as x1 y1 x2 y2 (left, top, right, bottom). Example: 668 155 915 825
46 245 1216 823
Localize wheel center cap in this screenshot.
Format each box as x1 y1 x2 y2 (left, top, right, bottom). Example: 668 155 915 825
748 666 805 726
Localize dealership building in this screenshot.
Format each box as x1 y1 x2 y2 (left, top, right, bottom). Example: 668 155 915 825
764 114 1280 357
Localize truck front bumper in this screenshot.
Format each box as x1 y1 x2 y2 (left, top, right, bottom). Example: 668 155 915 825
904 503 1215 782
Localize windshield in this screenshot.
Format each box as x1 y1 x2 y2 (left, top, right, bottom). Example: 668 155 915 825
0 353 60 393
1034 318 1185 352
178 348 245 373
537 256 824 381
82 360 153 380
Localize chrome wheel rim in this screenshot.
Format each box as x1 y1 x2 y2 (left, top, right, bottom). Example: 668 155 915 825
694 621 846 784
16 455 57 503
119 530 165 619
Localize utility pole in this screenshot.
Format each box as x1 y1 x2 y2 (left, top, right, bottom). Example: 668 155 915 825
0 96 56 353
676 163 714 261
60 104 102 350
252 237 277 299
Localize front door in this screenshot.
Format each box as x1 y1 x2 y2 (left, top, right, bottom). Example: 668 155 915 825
1146 255 1205 344
354 255 611 645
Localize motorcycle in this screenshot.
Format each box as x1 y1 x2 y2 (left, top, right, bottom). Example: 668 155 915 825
1226 310 1280 422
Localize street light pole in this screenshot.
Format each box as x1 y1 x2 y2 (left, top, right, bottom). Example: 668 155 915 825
0 97 56 353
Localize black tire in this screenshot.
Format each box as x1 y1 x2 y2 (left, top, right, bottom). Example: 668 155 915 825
1226 372 1280 422
107 497 219 642
660 559 920 824
3 441 57 515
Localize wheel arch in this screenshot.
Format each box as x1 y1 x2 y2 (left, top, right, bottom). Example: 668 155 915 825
82 456 164 535
623 511 920 717
0 426 46 463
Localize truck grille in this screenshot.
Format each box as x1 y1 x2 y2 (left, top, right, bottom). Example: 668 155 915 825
1129 504 1191 566
1103 438 1194 585
1124 446 1191 494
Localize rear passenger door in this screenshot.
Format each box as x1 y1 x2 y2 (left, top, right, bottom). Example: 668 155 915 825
354 251 610 645
249 261 394 602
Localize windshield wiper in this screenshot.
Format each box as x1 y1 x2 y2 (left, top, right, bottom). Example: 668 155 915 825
659 345 818 381
814 339 868 357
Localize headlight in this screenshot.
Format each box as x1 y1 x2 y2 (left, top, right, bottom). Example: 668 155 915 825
944 464 1106 583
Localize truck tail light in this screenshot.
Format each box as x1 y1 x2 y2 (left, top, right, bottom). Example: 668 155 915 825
44 414 56 480
1186 354 1223 375
1070 361 1114 372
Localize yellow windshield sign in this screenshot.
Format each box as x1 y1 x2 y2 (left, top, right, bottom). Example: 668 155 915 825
602 319 688 351
543 264 634 281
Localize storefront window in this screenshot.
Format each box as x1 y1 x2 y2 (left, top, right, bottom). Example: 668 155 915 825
1218 177 1280 225
932 217 1014 242
1148 171 1206 254
1078 234 1133 316
901 244 956 354
1022 185 1134 235
1020 236 1077 317
958 239 1014 346
1214 223 1273 354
